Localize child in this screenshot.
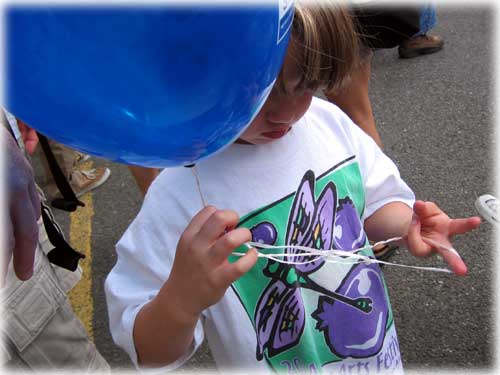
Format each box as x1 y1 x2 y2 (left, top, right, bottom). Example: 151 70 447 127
105 2 480 373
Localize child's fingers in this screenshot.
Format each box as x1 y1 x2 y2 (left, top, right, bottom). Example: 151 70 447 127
216 248 258 287
429 242 468 276
178 206 217 253
192 209 240 250
413 200 441 219
411 200 474 276
412 200 426 214
210 227 252 265
405 214 432 257
408 216 468 275
180 205 218 243
449 216 482 236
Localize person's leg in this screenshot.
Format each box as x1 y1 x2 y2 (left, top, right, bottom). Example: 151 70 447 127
48 140 81 178
416 4 437 36
324 49 383 148
3 219 110 371
69 166 111 197
41 140 80 197
40 139 110 198
398 3 443 58
47 140 111 198
128 165 160 197
5 298 110 371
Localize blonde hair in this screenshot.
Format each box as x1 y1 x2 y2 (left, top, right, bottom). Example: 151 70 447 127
277 0 361 94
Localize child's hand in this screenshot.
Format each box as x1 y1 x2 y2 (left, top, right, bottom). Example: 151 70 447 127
406 200 481 276
165 205 258 321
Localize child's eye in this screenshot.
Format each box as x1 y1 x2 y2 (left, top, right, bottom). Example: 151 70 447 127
270 80 311 98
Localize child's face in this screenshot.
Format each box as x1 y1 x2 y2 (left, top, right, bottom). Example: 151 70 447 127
237 47 313 145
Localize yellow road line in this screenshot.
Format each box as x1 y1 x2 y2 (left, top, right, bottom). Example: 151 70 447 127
68 162 95 340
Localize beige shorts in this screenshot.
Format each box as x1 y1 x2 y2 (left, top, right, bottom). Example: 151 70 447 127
1 217 110 371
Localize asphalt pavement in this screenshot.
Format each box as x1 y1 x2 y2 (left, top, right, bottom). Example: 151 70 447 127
32 6 496 374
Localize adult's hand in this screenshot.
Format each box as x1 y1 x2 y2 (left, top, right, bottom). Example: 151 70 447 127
3 125 41 283
17 119 39 155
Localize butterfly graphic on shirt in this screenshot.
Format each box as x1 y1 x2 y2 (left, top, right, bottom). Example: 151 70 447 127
251 170 389 361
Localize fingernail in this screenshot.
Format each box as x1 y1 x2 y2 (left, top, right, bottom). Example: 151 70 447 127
411 214 419 225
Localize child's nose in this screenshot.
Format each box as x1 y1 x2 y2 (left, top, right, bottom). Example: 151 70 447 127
267 112 296 125
266 101 300 125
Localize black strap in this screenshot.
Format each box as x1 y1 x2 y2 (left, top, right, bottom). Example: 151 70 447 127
41 203 85 271
37 133 85 212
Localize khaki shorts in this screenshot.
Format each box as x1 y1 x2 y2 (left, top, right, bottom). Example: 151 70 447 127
1 217 110 371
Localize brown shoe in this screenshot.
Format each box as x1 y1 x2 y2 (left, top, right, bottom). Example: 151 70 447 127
69 166 111 197
398 34 444 58
74 152 91 166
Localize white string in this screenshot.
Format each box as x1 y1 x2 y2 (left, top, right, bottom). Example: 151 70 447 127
234 237 457 274
191 165 207 207
422 237 460 257
189 165 458 274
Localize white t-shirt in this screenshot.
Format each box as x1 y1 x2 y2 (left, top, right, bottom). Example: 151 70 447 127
105 97 414 373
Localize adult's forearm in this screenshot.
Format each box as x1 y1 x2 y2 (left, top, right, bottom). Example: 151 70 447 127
133 280 199 367
324 49 383 148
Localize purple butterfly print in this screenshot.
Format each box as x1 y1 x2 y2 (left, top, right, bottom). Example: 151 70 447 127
285 172 336 274
312 263 388 358
250 223 305 360
255 280 305 360
253 171 372 361
334 197 367 251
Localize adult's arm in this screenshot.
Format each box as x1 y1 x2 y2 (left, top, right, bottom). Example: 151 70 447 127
2 125 41 283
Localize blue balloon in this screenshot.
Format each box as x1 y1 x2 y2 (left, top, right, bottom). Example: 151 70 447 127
6 4 294 167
